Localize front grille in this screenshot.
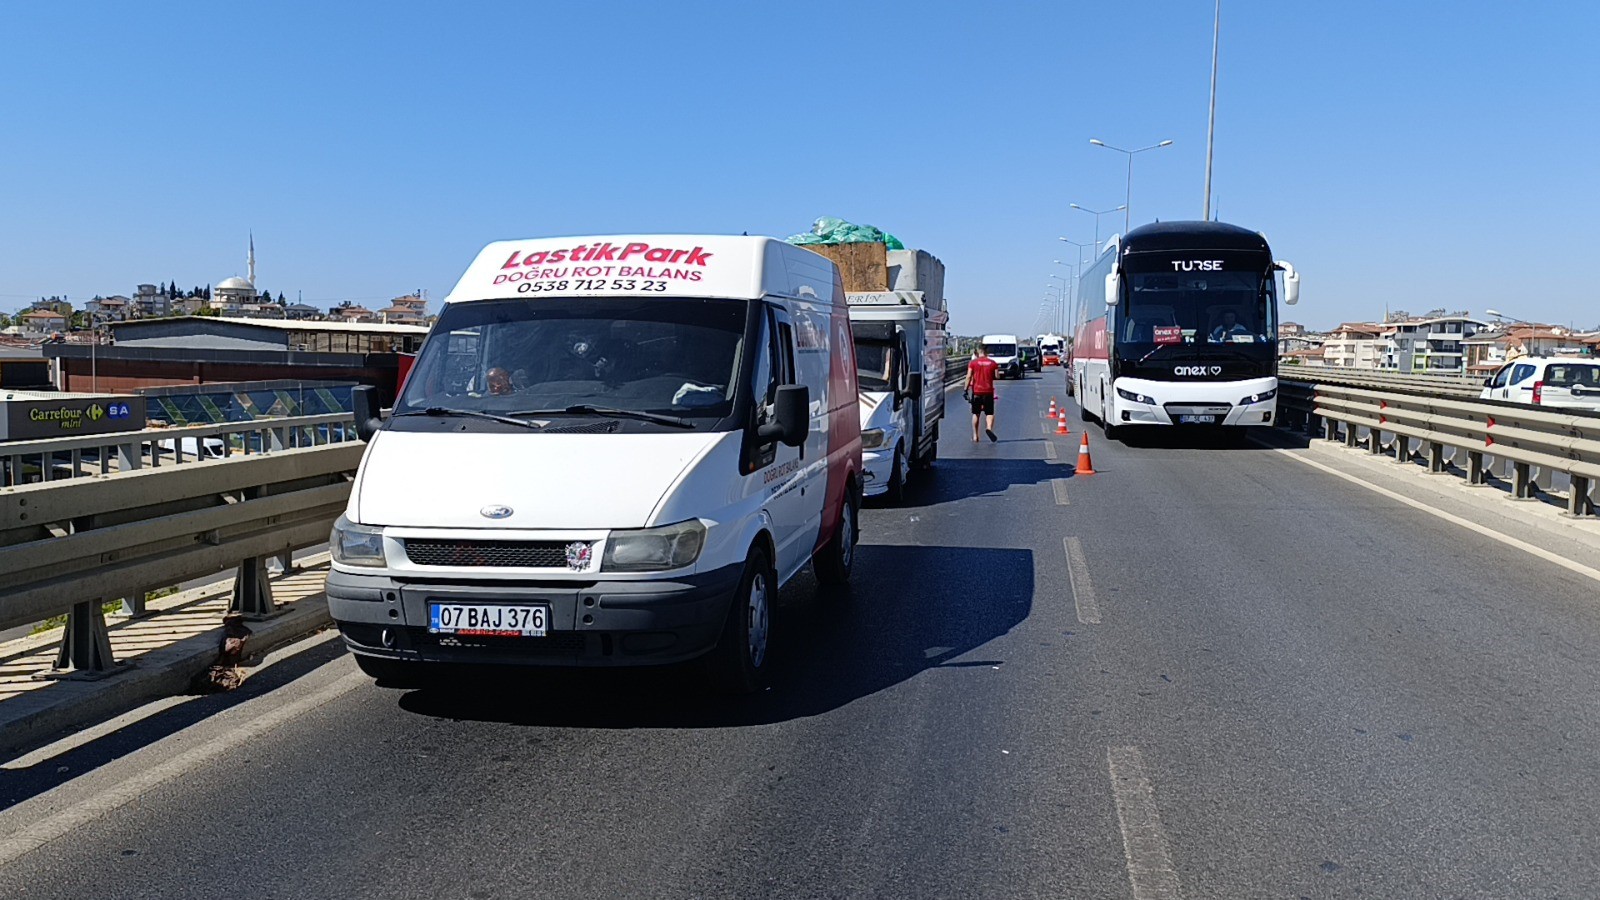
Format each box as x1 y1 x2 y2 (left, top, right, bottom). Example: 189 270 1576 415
403 539 585 568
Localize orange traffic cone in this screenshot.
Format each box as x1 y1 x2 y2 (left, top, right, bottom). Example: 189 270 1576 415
1056 408 1071 435
1075 433 1096 475
1048 397 1058 417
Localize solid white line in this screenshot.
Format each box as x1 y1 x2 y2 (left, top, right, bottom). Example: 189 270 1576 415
0 669 367 868
3 696 197 771
1063 536 1100 624
1043 421 1053 436
1053 478 1070 505
1251 439 1600 587
1106 746 1183 900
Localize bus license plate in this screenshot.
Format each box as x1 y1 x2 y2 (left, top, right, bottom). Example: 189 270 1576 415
1178 415 1215 425
429 603 548 637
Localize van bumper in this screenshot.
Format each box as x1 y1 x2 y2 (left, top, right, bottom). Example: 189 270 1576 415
325 563 743 668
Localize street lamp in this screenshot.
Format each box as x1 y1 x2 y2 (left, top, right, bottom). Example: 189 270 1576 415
1049 274 1070 334
1089 138 1174 232
1069 204 1125 255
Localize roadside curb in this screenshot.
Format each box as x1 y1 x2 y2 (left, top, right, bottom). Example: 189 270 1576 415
0 595 332 759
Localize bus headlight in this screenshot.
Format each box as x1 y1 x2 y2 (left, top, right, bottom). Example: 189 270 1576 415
1116 387 1156 405
1239 389 1278 405
602 519 706 572
860 428 887 450
331 516 387 568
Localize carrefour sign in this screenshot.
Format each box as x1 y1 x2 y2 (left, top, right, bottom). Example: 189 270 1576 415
2 396 146 441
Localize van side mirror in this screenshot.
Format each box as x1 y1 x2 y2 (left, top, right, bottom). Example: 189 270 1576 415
1277 260 1300 306
1104 270 1120 307
905 372 924 400
757 384 809 447
352 385 384 442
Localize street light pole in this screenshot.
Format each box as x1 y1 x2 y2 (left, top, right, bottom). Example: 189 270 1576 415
1069 204 1125 256
1089 138 1174 232
1203 0 1221 221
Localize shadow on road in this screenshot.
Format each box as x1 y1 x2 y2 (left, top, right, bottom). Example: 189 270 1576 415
394 544 1034 729
1113 425 1312 450
891 457 1067 507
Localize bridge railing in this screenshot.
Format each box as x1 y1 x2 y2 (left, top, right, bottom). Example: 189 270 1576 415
944 356 971 385
0 412 357 487
1277 366 1483 398
1277 378 1600 517
0 413 363 677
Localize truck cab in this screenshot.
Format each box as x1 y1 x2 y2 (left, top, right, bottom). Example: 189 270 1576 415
849 291 947 502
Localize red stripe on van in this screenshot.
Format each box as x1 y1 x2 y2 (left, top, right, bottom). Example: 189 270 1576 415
815 289 861 552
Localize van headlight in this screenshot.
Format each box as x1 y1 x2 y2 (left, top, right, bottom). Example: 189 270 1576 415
602 519 706 572
860 428 887 450
331 516 386 568
1116 387 1156 405
1239 388 1277 405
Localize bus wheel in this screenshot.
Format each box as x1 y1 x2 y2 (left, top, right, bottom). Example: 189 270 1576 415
1100 396 1119 440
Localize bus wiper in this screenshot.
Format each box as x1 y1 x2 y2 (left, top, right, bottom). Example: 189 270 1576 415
514 405 695 429
393 407 544 430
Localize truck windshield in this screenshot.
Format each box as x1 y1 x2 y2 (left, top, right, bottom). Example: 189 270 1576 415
1122 270 1275 347
397 297 748 425
854 340 895 393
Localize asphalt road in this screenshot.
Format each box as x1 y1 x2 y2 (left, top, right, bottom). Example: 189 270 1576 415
4 371 1600 898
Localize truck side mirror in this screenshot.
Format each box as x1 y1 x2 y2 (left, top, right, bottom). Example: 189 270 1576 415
757 384 809 447
352 385 384 442
1104 270 1120 307
905 372 924 400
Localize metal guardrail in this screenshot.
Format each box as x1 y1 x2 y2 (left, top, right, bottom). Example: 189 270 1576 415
944 355 971 385
1 413 357 487
1275 381 1599 517
1279 367 1482 398
0 418 362 677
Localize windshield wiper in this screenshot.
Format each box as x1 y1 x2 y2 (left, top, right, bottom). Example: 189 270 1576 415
393 407 543 430
512 405 695 429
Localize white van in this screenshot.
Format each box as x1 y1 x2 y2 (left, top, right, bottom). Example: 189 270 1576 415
327 235 863 692
1481 356 1600 411
982 333 1023 379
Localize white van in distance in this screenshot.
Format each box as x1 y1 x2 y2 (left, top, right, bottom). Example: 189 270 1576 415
982 334 1023 379
1481 356 1600 411
327 235 863 692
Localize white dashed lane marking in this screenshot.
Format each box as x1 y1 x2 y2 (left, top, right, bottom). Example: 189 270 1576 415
1106 745 1184 900
1063 536 1100 624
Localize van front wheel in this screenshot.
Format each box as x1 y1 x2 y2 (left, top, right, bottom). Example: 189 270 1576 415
813 488 858 586
707 545 775 694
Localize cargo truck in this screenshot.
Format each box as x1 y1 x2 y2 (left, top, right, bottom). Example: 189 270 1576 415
799 243 948 503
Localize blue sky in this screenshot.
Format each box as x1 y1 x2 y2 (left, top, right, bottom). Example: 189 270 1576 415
2 1 1597 334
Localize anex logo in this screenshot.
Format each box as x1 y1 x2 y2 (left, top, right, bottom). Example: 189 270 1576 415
1174 365 1224 376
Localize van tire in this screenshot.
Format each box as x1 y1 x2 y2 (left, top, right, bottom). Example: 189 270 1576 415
813 486 859 586
354 654 427 689
707 545 775 694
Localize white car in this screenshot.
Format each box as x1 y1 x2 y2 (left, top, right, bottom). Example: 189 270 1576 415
1481 356 1600 411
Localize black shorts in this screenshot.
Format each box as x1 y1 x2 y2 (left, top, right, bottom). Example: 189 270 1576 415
969 393 995 415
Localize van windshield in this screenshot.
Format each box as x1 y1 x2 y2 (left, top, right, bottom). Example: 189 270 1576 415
397 297 748 427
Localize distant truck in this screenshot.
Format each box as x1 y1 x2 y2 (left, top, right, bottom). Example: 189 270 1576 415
799 243 948 503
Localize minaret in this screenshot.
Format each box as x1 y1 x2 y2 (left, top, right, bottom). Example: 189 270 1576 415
247 232 256 288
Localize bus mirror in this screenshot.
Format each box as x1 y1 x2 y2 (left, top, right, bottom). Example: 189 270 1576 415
1104 271 1120 307
1277 260 1300 306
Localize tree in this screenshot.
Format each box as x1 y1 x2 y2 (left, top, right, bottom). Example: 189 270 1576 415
277 291 287 305
203 285 211 300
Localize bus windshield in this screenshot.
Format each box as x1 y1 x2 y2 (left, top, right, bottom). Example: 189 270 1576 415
1121 270 1275 347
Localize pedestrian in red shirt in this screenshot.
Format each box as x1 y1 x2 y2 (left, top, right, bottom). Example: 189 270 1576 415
965 345 999 442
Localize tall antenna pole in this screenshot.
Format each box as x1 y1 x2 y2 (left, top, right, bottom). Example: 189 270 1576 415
1203 0 1221 220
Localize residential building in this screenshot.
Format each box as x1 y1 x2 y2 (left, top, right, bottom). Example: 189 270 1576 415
133 283 169 317
1463 328 1511 374
85 295 132 320
1380 315 1486 372
1320 323 1385 369
378 294 428 326
284 303 321 320
19 310 68 335
331 305 377 324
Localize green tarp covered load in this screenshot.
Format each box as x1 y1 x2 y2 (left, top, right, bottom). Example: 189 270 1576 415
785 216 905 250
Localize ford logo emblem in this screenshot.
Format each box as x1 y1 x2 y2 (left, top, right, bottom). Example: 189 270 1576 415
480 505 513 519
